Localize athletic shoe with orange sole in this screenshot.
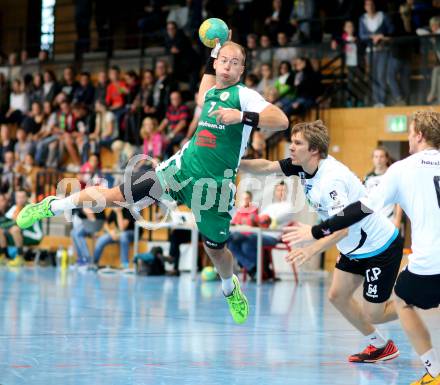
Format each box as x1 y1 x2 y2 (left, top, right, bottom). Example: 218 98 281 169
349 340 399 363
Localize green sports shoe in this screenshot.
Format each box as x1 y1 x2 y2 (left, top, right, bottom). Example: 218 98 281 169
225 275 249 324
16 196 58 229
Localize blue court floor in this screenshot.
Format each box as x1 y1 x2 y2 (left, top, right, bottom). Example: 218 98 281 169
0 268 438 385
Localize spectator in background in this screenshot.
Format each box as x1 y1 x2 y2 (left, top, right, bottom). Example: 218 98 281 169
274 61 295 111
264 0 287 40
105 66 128 126
228 191 259 277
15 153 39 199
42 70 59 104
0 193 12 265
164 21 200 93
0 151 16 193
246 33 259 73
244 73 259 90
94 71 108 104
257 34 274 67
93 207 135 271
3 189 43 267
333 20 367 107
72 103 92 164
38 50 49 64
73 72 95 108
6 53 21 83
158 90 190 159
70 207 105 267
79 153 104 188
0 124 15 164
54 100 81 167
0 73 9 119
284 57 321 116
273 31 298 67
289 0 320 43
386 1 413 106
418 16 440 103
122 70 141 146
140 116 164 162
152 60 177 120
28 73 44 105
364 146 403 228
89 100 117 153
135 69 156 118
59 66 79 101
256 63 276 97
14 128 33 164
359 0 394 107
5 79 28 124
21 101 44 139
400 0 432 32
34 101 58 168
244 131 267 159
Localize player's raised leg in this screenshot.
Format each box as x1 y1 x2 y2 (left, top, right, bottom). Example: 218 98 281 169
17 170 163 229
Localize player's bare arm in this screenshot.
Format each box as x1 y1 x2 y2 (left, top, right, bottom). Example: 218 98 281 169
239 158 282 175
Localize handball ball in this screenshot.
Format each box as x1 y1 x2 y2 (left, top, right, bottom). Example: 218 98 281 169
201 266 218 281
258 214 272 229
199 18 229 48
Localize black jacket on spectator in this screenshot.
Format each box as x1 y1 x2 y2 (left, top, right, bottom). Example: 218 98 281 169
165 29 201 78
152 76 178 120
94 82 108 104
0 141 16 164
21 115 42 136
0 80 10 115
73 84 95 108
44 83 60 103
60 80 80 101
29 86 44 105
295 68 322 101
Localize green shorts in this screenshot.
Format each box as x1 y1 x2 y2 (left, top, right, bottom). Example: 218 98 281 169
6 232 41 246
156 157 234 244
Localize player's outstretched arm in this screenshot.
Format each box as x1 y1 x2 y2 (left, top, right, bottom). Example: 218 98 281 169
197 32 231 107
240 158 281 175
258 104 289 131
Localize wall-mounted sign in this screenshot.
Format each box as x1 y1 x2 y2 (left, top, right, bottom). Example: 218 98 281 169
386 115 408 133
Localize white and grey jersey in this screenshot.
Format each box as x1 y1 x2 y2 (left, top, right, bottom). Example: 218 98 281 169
279 156 398 258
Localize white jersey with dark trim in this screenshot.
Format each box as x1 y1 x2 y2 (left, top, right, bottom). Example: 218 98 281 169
361 149 440 274
279 156 397 257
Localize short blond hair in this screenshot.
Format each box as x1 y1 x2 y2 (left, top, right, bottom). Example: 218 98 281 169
218 41 246 65
411 111 440 148
291 120 329 158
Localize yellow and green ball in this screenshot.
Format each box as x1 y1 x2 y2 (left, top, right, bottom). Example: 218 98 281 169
201 266 218 281
198 18 229 48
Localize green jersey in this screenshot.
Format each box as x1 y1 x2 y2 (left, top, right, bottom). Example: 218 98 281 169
180 82 269 183
155 82 269 243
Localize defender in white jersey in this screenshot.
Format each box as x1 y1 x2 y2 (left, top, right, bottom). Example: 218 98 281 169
241 120 403 363
292 111 440 385
364 146 403 227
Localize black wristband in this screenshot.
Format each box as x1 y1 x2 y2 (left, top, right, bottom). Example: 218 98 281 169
204 56 216 76
242 111 259 127
311 224 328 240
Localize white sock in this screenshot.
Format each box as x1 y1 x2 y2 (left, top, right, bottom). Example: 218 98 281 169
50 196 78 215
221 275 235 296
421 349 440 378
366 329 387 348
